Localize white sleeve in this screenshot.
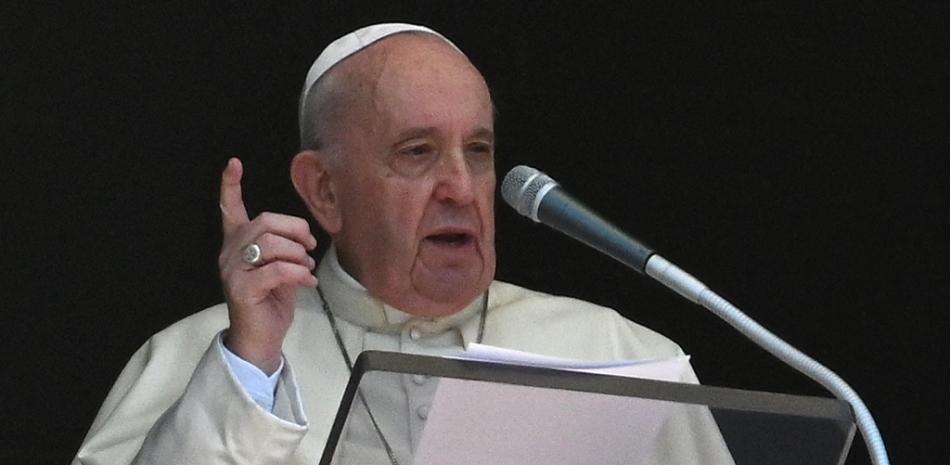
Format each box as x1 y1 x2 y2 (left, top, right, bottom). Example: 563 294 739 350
74 330 309 465
220 337 284 412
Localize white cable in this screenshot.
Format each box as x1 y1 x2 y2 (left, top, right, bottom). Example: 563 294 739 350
646 255 890 465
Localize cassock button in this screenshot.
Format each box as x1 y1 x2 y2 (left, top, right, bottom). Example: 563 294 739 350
417 405 430 420
412 374 429 385
409 327 422 340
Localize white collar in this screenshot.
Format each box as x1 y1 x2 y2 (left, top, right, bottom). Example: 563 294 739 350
315 245 487 340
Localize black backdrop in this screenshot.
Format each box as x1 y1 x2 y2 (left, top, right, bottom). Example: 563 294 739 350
5 2 949 464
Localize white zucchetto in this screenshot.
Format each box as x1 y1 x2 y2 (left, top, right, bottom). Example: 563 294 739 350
298 23 461 143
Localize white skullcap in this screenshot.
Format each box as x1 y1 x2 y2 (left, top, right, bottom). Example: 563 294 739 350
298 23 462 143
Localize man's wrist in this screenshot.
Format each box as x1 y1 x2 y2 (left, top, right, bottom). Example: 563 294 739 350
218 333 284 412
223 330 283 375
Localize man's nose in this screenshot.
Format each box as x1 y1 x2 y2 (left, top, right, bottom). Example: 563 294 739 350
432 150 476 204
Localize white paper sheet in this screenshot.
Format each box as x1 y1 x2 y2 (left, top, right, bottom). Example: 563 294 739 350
460 343 692 381
413 345 694 465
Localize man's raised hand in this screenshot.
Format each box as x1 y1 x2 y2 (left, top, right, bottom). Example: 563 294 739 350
218 158 318 374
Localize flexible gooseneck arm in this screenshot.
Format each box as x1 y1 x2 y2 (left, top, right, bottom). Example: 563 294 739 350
646 254 890 465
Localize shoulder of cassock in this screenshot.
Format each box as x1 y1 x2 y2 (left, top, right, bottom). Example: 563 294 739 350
84 304 231 436
484 280 685 362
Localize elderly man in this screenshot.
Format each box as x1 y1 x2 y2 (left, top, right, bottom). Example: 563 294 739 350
73 24 731 465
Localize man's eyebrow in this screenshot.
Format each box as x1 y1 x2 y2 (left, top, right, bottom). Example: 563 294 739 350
393 126 495 142
468 127 495 143
395 127 437 141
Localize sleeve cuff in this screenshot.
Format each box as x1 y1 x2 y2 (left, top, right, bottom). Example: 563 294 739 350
218 335 284 412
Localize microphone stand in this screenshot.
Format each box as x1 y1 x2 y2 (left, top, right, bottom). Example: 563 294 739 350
645 254 890 465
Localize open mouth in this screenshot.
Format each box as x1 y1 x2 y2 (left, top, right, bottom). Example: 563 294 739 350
426 232 474 247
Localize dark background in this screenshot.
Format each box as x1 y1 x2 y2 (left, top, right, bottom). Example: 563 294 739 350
4 1 948 464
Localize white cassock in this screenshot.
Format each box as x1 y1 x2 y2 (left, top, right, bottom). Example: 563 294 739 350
73 247 734 465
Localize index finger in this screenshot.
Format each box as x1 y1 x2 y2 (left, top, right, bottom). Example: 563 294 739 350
220 157 250 235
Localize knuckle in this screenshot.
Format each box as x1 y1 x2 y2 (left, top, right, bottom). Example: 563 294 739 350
273 261 295 276
298 221 313 239
263 261 284 278
291 216 310 231
257 211 277 224
277 262 307 281
256 232 276 249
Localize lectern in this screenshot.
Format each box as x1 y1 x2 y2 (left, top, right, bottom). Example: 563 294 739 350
320 351 855 465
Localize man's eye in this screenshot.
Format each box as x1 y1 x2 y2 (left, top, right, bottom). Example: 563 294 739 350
466 143 494 158
399 144 433 157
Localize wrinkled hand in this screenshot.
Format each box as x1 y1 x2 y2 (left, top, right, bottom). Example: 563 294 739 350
218 158 318 374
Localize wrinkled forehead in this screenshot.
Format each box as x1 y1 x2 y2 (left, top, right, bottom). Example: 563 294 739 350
298 23 464 140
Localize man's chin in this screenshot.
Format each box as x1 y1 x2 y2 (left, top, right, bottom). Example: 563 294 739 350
408 266 488 315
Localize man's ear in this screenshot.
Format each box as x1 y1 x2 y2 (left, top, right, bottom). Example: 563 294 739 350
291 150 343 234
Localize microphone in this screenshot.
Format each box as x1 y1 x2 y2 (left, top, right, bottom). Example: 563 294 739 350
501 165 654 273
501 164 890 465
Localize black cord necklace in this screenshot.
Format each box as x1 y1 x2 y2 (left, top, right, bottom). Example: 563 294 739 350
316 286 488 465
